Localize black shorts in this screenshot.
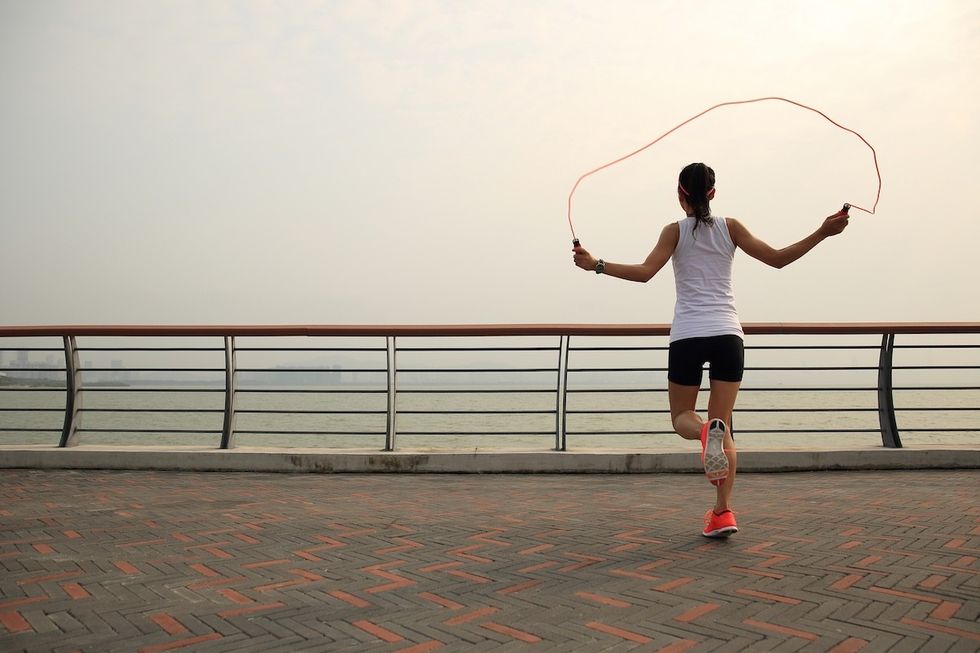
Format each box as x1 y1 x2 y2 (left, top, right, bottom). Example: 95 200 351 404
668 335 744 386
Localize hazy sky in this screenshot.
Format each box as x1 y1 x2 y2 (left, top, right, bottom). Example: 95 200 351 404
1 1 978 327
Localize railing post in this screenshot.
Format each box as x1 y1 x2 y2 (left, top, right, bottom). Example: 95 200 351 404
877 333 902 448
385 336 397 451
59 335 82 447
220 336 237 449
555 335 570 451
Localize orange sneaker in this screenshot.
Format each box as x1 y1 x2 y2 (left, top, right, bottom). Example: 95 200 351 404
702 509 738 538
700 418 729 486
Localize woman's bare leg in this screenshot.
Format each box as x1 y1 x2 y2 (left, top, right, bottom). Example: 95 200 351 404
707 379 740 513
668 381 702 440
669 379 740 514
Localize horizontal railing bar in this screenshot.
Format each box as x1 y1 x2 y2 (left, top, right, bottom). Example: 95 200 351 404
568 431 677 438
895 428 980 432
895 407 979 411
235 348 386 352
748 367 877 371
397 389 557 394
36 334 964 352
567 428 882 435
566 430 670 435
396 410 557 415
569 347 667 352
0 408 64 412
569 368 661 373
568 428 876 432
235 409 387 414
895 344 980 349
728 387 878 392
894 386 980 391
0 388 66 392
396 431 555 436
893 366 980 370
566 407 880 414
570 345 881 352
234 430 384 435
0 368 67 372
76 347 224 352
0 428 62 432
567 388 684 393
237 368 385 373
82 388 226 393
78 428 223 433
745 345 880 350
80 368 224 373
398 347 561 352
0 348 64 352
4 322 980 338
568 367 878 373
737 428 882 433
398 368 558 373
567 409 664 414
80 408 224 413
236 389 387 394
568 387 878 393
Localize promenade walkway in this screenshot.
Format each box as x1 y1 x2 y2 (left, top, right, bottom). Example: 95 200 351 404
1 469 977 652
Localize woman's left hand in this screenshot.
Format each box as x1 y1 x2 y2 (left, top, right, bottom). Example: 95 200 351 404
573 245 598 271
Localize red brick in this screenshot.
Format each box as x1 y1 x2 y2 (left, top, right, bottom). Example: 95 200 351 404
481 622 541 643
150 613 188 636
138 632 222 653
585 621 652 644
352 619 403 643
675 603 719 623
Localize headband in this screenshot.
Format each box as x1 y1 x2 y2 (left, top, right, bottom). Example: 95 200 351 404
678 182 714 197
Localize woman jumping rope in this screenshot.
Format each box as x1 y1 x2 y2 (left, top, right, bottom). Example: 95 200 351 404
573 162 850 538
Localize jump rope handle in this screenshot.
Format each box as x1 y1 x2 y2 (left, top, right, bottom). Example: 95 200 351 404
572 238 580 248
841 203 850 214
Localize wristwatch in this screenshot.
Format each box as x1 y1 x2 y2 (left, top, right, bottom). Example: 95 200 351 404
595 259 605 274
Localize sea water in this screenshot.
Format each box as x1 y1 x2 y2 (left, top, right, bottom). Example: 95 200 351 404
1 384 976 450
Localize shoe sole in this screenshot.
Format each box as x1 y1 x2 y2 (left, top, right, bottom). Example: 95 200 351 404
703 420 729 486
702 526 739 538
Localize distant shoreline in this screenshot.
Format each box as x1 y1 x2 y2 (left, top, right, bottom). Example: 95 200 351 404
0 377 127 389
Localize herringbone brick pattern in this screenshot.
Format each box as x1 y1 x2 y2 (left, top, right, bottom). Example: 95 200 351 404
1 469 978 652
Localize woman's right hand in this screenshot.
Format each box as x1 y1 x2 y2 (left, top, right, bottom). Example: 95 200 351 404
573 245 598 272
819 210 850 238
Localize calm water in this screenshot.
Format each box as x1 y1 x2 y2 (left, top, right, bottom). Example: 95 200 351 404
1 385 976 450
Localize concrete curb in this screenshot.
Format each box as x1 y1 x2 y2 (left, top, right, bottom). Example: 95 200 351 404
1 446 978 473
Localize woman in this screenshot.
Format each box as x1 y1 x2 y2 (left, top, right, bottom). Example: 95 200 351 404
573 162 849 538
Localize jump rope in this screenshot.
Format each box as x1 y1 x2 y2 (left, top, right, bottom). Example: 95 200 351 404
567 96 881 247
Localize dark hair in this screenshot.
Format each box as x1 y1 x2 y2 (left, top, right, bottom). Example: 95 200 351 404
678 162 715 235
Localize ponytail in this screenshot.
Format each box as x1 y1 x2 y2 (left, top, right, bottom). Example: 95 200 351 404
678 162 716 236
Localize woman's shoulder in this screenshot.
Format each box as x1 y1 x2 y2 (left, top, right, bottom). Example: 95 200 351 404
722 217 744 247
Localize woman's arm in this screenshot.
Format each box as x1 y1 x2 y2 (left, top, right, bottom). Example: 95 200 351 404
573 223 679 282
727 210 849 269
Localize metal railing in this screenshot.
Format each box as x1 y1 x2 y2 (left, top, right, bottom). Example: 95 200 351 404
1 323 977 450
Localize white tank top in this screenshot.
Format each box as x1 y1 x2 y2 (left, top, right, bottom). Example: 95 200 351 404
669 216 743 342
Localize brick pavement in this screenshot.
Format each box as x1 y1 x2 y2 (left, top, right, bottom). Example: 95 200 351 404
1 469 978 652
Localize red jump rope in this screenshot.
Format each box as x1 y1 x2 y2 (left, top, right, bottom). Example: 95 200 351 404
568 96 881 247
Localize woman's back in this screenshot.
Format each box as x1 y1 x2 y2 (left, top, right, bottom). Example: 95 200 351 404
670 216 742 342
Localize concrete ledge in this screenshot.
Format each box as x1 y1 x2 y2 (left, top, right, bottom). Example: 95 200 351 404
1 445 978 473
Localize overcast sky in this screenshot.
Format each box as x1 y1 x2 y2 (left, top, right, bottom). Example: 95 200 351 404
1 0 977 327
